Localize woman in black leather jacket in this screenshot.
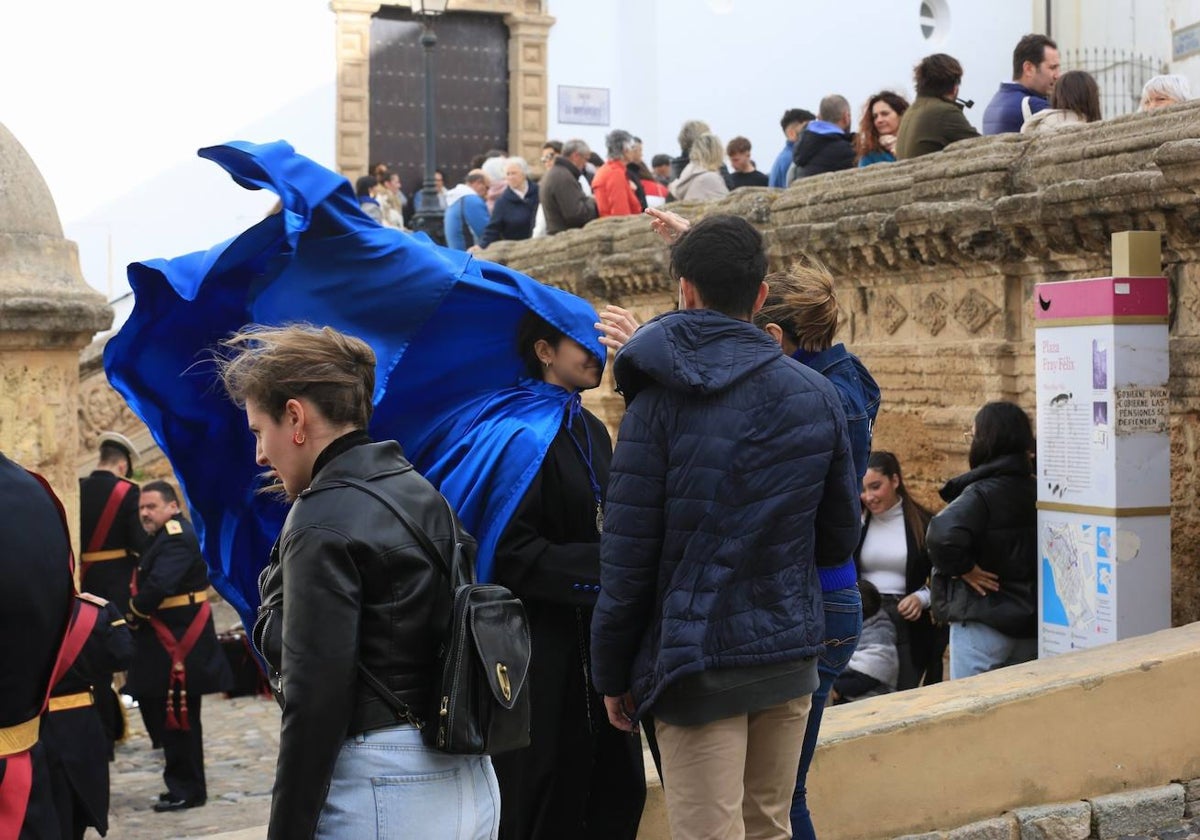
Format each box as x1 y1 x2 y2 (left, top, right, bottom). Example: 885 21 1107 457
219 324 499 840
927 401 1038 679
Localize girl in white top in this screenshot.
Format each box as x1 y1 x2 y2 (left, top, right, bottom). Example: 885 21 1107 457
857 451 947 689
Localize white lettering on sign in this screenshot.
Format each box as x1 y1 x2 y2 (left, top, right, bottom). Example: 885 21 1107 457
1114 386 1169 435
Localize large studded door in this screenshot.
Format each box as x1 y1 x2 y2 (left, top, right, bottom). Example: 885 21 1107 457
369 8 509 199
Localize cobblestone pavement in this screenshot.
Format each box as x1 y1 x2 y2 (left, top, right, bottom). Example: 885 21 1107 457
84 693 279 840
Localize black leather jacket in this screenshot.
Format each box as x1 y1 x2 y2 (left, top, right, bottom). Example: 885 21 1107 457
927 453 1037 637
253 439 472 840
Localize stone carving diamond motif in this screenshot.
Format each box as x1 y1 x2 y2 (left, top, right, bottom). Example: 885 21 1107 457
953 289 1002 334
914 291 949 336
878 292 908 335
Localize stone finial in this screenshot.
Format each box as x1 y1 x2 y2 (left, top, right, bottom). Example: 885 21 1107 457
0 121 112 549
0 121 111 341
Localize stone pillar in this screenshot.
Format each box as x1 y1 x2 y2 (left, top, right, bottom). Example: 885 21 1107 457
331 0 381 179
503 11 555 165
0 122 112 553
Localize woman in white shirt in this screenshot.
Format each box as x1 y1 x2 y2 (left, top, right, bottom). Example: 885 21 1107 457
857 451 947 689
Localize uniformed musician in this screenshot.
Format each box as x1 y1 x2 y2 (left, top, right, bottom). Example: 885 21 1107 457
79 431 144 615
124 480 231 813
78 430 144 748
40 594 133 838
0 452 74 838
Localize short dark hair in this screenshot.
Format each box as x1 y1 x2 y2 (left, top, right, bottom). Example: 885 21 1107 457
355 175 376 198
542 140 563 154
726 135 752 156
781 108 816 132
1013 34 1057 80
98 441 132 472
1051 70 1101 121
515 312 564 380
670 214 767 318
651 153 672 168
914 53 964 99
142 480 179 505
968 401 1034 469
858 578 882 620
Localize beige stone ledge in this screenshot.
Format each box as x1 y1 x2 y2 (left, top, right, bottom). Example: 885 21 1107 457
808 623 1200 839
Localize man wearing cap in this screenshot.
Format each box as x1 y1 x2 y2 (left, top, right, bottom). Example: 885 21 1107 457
125 480 231 812
79 431 145 748
79 431 144 616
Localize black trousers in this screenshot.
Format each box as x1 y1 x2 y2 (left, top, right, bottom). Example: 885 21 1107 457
140 693 206 801
493 617 645 840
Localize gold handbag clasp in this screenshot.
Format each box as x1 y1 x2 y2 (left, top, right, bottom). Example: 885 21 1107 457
496 662 511 702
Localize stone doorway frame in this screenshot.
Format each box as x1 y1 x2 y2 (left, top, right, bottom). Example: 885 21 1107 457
331 0 554 179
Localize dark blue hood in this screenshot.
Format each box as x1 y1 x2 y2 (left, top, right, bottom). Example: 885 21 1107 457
613 310 783 403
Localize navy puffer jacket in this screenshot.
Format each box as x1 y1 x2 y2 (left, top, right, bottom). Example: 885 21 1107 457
589 310 862 717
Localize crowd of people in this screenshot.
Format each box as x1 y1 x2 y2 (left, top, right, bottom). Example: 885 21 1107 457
355 33 1192 259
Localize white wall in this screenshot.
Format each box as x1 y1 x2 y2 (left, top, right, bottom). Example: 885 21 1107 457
546 0 1034 168
1 0 336 302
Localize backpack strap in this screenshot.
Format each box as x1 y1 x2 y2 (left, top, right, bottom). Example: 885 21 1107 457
325 477 454 581
323 476 464 732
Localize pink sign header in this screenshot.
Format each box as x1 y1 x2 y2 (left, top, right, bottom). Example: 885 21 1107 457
1034 276 1168 321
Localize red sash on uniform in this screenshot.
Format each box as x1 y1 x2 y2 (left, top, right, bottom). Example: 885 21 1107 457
0 472 96 840
80 480 132 586
130 574 211 731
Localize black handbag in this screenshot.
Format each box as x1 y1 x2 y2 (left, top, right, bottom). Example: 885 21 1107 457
331 477 532 756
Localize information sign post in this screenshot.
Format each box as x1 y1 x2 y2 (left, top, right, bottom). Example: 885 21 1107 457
1034 232 1171 657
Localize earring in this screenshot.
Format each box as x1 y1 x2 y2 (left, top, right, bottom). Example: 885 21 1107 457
293 432 305 445
543 360 551 369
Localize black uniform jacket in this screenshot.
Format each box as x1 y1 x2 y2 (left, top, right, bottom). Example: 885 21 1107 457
79 470 144 615
125 515 232 699
41 596 133 835
254 436 470 840
0 454 73 840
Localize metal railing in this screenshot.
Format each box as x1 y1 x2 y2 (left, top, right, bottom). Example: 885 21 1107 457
1061 47 1168 117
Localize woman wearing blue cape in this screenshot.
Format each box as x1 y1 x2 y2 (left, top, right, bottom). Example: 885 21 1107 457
489 313 646 840
104 141 646 838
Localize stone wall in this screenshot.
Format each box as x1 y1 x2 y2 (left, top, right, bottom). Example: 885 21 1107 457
477 101 1200 626
80 101 1200 623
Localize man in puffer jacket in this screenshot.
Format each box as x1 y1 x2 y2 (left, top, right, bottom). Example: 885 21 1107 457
590 214 862 840
791 94 856 181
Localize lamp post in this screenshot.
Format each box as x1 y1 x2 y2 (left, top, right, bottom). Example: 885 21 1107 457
411 0 448 243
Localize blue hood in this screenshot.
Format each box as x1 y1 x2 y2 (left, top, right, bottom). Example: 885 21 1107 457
613 310 783 403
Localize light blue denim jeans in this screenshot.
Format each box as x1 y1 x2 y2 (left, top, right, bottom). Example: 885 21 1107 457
315 724 500 840
949 621 1037 679
791 585 862 840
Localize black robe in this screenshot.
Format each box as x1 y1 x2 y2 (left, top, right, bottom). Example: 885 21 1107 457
491 407 645 840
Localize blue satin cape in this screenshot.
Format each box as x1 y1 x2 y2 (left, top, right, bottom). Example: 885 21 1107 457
103 140 604 631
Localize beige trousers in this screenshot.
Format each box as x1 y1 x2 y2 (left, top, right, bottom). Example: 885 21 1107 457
655 694 812 840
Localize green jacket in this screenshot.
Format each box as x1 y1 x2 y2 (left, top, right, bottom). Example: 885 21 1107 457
895 95 980 160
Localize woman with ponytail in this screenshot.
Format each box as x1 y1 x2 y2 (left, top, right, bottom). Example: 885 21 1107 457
754 260 880 840
858 451 948 689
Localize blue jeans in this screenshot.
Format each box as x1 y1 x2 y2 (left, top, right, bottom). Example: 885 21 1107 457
949 622 1037 679
790 585 862 840
315 724 500 840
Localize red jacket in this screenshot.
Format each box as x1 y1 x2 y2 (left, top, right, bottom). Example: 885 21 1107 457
592 160 641 217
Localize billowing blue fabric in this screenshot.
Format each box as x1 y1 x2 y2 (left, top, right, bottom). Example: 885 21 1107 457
104 140 603 630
